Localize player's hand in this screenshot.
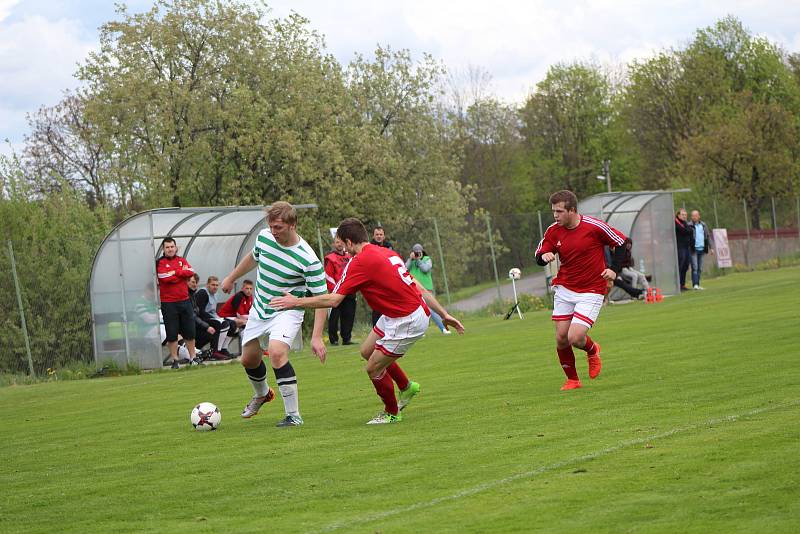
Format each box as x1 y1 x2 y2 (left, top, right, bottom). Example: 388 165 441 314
271 293 300 310
442 314 465 334
541 252 556 263
601 268 617 281
221 277 234 294
207 326 215 334
311 335 327 364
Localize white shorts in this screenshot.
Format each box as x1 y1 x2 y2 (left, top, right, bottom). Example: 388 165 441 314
373 306 430 357
552 285 604 328
241 309 304 350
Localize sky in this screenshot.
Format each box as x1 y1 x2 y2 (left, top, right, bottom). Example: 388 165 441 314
2 0 800 157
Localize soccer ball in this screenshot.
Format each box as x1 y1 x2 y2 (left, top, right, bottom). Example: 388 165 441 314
509 267 522 280
191 402 221 431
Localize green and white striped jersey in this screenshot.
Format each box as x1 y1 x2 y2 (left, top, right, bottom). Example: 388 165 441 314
251 229 327 320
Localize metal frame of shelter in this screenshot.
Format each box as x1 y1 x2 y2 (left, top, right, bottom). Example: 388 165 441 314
89 205 316 370
579 191 682 300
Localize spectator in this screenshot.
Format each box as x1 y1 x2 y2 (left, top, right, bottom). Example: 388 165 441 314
604 246 643 301
406 243 451 334
368 225 394 325
217 279 254 357
156 237 201 368
689 210 713 290
620 238 650 292
188 274 217 360
194 276 235 360
324 237 356 345
674 209 693 291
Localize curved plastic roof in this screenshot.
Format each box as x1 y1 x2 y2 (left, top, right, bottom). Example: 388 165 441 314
89 205 317 370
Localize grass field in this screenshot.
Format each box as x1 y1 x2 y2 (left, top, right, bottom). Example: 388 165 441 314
3 267 799 533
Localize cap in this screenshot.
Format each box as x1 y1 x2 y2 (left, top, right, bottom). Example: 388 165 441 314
412 244 423 253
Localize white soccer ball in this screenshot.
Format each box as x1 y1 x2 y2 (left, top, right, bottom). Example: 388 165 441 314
509 267 522 280
191 402 221 431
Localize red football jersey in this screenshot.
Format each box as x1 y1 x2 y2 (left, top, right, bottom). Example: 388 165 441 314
156 255 195 302
535 215 626 295
333 244 429 318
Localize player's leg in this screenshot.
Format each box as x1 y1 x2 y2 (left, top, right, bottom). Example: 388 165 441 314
239 318 275 418
570 294 604 379
552 286 580 389
365 350 402 423
267 312 305 427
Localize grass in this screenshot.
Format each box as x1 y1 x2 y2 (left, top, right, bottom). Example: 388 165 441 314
2 267 799 533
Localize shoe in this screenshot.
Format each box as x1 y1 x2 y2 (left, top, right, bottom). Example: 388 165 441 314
342 340 354 345
588 343 602 379
680 286 689 292
366 411 402 424
276 414 303 427
441 329 452 335
398 381 421 411
211 351 229 361
170 360 180 369
560 379 582 391
693 285 704 290
240 388 276 418
329 340 339 346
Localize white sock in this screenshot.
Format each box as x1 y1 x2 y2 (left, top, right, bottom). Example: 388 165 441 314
274 362 299 417
245 361 269 397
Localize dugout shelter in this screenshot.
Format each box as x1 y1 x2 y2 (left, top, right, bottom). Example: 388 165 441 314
90 205 316 370
578 191 680 299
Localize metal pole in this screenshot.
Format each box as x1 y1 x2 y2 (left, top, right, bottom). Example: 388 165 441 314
743 198 751 267
604 159 612 193
316 226 325 263
538 210 550 297
771 196 779 264
8 240 35 377
432 217 451 305
796 195 800 240
713 197 719 228
485 214 502 302
537 210 544 244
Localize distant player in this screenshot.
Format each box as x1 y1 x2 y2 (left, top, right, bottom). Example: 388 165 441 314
271 217 464 425
535 190 626 391
221 202 327 427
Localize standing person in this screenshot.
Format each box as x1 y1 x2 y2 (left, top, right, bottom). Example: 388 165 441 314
324 237 356 345
194 276 234 360
406 243 450 334
689 210 713 290
271 218 464 425
221 201 327 427
156 237 201 368
535 190 626 391
369 225 394 326
675 208 693 291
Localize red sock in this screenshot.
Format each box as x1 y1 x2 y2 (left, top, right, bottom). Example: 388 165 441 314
370 370 399 415
557 347 579 380
582 336 597 356
386 361 409 391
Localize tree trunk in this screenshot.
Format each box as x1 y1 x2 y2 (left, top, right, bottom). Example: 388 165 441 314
749 166 760 229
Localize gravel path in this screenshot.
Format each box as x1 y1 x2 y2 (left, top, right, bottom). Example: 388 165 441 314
448 271 548 312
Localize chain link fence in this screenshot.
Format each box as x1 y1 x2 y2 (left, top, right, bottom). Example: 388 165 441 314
3 194 799 378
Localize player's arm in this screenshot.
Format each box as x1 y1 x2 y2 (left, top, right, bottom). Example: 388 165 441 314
534 233 556 266
221 253 257 293
310 308 328 364
270 292 346 310
176 260 195 279
413 280 465 334
156 259 180 283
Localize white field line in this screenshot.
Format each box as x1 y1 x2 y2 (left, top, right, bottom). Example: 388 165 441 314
310 400 800 533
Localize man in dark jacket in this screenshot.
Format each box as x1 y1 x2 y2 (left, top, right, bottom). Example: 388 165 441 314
674 209 693 291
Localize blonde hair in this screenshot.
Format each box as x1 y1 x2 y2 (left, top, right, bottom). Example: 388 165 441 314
266 201 297 225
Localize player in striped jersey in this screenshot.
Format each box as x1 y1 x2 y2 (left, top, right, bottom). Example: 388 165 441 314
535 190 627 391
221 202 328 427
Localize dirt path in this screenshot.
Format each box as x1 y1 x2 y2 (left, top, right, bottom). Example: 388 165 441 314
448 271 548 312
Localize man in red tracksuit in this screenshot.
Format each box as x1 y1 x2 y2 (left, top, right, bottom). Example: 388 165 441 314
324 237 356 345
156 237 201 368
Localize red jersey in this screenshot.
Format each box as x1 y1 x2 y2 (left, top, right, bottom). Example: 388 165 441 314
323 250 351 292
156 255 195 302
333 244 429 318
218 291 253 318
535 215 626 295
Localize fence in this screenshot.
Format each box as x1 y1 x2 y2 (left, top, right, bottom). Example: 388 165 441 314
3 194 799 376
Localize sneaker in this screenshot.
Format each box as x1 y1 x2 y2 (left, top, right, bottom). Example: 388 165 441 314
587 343 602 379
366 411 402 425
240 388 276 418
694 285 705 290
398 381 421 411
276 414 303 427
190 358 204 366
560 379 582 391
170 360 180 370
441 329 452 335
342 340 354 345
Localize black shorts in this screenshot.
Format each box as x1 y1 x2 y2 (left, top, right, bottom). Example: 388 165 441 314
160 300 196 342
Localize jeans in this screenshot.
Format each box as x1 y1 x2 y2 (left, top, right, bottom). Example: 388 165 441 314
691 250 705 287
430 310 446 332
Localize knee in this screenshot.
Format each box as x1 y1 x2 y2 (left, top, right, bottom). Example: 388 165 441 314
555 333 569 348
365 360 381 379
568 332 586 347
268 348 289 369
240 342 263 368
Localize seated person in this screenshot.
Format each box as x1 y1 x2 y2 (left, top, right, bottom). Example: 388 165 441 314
194 275 236 360
604 246 643 301
135 282 191 365
620 238 650 291
218 279 254 331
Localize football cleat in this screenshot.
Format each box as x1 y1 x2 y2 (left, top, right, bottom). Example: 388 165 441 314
366 411 402 425
560 379 583 391
276 415 303 427
240 388 275 418
587 344 602 379
398 381 421 411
